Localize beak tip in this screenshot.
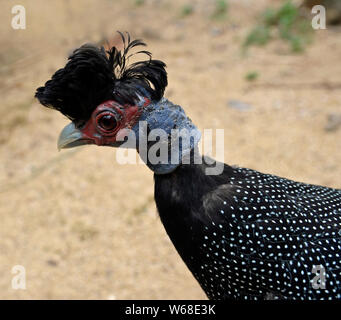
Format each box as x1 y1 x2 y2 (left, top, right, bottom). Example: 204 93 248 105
57 122 84 150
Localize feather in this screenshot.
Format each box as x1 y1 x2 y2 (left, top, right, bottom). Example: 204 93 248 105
35 32 167 121
154 158 341 300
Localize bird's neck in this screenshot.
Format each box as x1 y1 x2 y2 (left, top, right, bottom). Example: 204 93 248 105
153 159 233 294
131 98 202 174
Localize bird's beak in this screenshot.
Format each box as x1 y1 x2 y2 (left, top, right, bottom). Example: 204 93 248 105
57 122 90 150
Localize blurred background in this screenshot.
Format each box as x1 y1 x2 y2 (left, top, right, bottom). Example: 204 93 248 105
0 0 341 299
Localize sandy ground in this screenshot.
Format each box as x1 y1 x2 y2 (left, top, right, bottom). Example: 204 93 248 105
0 0 341 299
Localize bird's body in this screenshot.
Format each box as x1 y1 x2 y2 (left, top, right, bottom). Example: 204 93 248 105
35 32 341 300
155 158 341 300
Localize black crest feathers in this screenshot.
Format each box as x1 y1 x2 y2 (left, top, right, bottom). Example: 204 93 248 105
35 32 168 121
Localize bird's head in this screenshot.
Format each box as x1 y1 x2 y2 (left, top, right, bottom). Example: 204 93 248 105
35 32 200 174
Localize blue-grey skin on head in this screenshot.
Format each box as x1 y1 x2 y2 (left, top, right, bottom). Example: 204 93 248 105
123 97 202 174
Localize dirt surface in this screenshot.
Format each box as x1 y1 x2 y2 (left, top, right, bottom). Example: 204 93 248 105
0 0 341 299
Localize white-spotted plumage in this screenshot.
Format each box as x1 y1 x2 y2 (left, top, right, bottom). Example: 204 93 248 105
193 167 341 300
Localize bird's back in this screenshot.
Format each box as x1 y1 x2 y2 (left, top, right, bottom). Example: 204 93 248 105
154 159 341 300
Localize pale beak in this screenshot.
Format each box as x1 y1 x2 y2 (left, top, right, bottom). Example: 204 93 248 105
57 122 90 150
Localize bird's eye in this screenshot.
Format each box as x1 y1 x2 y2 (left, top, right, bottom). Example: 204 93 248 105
98 114 118 131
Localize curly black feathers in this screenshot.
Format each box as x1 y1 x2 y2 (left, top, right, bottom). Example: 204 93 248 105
35 32 168 121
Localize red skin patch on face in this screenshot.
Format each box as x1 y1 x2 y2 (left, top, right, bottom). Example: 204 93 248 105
79 99 149 146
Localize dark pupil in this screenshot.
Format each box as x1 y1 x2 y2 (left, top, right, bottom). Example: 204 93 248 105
100 115 117 130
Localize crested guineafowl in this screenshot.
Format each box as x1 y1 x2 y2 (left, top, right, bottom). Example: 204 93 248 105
35 32 341 300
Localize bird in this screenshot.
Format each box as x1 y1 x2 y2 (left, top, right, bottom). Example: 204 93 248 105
35 32 341 300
